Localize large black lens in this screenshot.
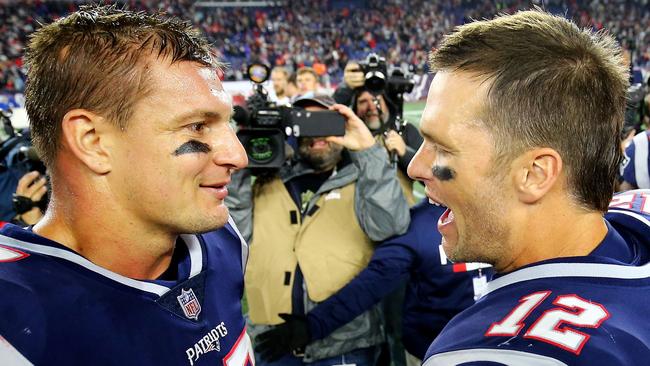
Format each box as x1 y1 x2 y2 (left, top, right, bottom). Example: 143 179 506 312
246 137 277 163
365 71 386 94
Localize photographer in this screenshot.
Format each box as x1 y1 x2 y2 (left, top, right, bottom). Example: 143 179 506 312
349 54 423 207
332 61 365 105
337 55 423 366
227 95 410 365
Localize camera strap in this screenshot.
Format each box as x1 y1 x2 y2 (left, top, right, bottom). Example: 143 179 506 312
12 194 37 215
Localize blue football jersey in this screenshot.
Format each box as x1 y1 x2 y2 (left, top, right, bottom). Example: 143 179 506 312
423 190 650 366
0 217 254 366
622 130 650 189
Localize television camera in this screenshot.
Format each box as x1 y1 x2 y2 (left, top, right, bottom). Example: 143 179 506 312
358 53 415 165
0 108 48 217
234 64 345 169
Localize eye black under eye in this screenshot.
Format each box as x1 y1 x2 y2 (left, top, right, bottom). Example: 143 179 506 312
432 166 455 181
173 140 211 156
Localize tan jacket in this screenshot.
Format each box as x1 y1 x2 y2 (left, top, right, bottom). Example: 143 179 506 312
245 178 373 325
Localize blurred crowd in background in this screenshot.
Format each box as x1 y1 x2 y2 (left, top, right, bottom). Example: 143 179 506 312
1 0 650 93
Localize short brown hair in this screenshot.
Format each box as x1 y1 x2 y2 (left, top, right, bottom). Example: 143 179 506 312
429 10 629 211
24 4 217 169
297 66 318 80
271 66 290 79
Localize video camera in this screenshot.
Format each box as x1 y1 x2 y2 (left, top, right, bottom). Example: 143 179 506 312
358 53 415 165
623 82 647 138
0 109 45 175
234 64 345 169
0 108 48 217
359 53 415 101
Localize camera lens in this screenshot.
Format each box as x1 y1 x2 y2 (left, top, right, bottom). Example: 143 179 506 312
365 71 387 94
246 136 277 163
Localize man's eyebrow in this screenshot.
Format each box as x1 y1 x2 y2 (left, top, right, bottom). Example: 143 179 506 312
170 110 232 125
420 129 451 148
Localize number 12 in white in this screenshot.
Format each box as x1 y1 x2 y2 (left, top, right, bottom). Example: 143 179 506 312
485 291 610 354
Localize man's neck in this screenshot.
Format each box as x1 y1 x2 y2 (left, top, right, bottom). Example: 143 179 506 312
34 196 177 280
501 203 607 273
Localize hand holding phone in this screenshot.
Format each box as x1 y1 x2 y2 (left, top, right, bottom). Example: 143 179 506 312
325 104 376 151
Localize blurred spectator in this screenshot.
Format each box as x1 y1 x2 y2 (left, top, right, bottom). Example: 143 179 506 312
2 0 649 93
295 66 320 97
286 72 299 101
270 66 293 104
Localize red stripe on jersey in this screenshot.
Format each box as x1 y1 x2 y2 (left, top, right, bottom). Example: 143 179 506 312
453 263 467 272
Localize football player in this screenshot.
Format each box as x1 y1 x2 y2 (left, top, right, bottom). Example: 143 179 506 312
409 10 650 366
0 5 253 365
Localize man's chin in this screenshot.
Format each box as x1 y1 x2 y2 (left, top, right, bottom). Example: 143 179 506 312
184 208 230 234
367 120 381 130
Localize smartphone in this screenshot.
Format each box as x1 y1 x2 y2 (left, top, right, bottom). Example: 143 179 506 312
288 110 346 137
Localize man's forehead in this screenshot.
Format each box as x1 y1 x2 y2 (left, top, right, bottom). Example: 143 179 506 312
198 67 232 109
420 71 489 139
358 91 382 101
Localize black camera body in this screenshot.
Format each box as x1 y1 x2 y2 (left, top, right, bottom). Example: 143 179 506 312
0 109 45 175
359 53 415 100
0 109 48 216
623 82 647 138
235 64 345 169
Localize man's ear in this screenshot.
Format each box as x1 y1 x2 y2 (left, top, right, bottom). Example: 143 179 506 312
513 148 562 204
60 109 113 174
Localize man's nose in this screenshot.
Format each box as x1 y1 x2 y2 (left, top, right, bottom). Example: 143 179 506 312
213 128 248 170
407 143 428 182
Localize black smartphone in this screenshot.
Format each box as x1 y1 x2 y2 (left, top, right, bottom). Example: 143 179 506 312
288 110 346 137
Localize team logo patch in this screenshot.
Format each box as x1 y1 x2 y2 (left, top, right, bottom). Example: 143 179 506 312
0 245 29 263
177 288 202 320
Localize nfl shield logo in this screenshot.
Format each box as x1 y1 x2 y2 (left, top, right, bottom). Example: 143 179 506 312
177 288 202 320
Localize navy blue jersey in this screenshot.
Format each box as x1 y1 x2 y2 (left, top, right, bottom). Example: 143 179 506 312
308 200 492 358
423 190 650 366
0 218 254 366
622 130 650 188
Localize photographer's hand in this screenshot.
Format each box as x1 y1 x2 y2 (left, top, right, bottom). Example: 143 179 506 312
256 313 311 362
384 130 407 157
326 104 375 151
14 171 47 225
343 62 365 89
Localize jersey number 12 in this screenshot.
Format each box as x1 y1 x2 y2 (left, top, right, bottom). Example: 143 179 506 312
485 291 610 354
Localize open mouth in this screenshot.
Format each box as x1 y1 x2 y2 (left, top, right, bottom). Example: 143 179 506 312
438 208 455 227
310 140 329 149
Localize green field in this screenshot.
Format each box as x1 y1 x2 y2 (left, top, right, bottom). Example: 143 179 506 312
403 100 427 199
403 100 427 128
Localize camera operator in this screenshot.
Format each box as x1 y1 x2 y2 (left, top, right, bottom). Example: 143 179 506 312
353 89 422 173
334 55 423 206
227 95 410 366
337 55 423 366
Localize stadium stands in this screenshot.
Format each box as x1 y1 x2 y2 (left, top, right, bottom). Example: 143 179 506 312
1 0 649 94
